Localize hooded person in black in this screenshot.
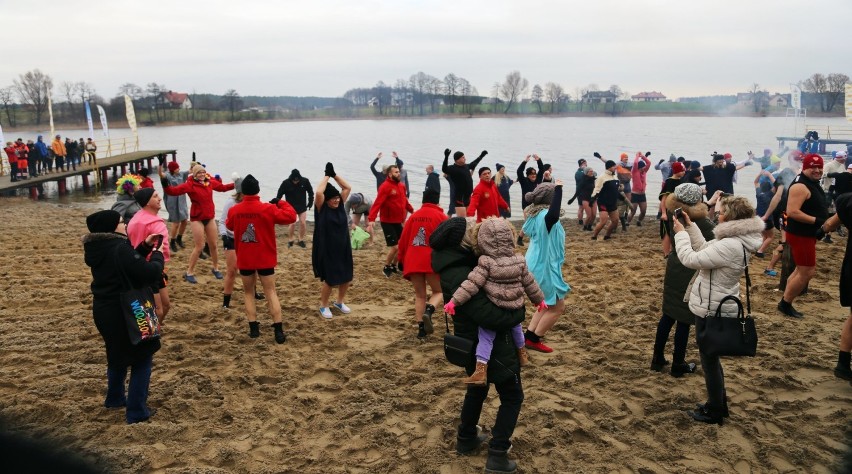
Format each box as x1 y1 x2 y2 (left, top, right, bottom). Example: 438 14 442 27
442 148 487 218
82 210 165 424
272 169 314 248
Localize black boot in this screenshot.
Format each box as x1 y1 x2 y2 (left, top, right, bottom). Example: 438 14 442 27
688 404 724 425
272 322 286 344
170 239 178 252
696 397 730 418
670 362 697 378
650 354 669 372
485 448 518 474
248 321 260 338
456 426 487 455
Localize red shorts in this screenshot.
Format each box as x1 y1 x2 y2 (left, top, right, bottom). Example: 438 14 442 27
786 232 816 267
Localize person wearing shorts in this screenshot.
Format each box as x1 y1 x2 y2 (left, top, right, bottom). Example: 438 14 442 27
590 160 621 240
367 165 414 278
779 154 829 319
225 174 297 343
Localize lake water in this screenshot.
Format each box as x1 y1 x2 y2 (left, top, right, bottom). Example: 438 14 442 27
17 116 850 219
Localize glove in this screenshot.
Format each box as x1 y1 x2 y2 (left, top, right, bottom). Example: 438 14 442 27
593 152 601 158
157 155 166 166
744 160 753 167
815 226 826 240
658 159 665 165
325 162 336 178
645 151 652 157
269 198 280 204
537 301 548 311
444 148 451 158
443 301 456 315
478 150 488 158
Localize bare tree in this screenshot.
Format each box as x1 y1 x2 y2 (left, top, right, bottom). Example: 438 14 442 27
544 82 564 114
146 83 166 121
748 83 767 113
425 76 443 114
409 72 431 116
77 81 95 115
372 81 391 116
394 79 408 115
531 84 543 113
13 69 53 125
801 73 828 112
444 74 459 113
459 78 473 115
0 86 17 126
499 71 529 114
221 89 242 120
825 73 850 112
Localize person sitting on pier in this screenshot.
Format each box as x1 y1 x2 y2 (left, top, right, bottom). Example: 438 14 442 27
162 164 235 284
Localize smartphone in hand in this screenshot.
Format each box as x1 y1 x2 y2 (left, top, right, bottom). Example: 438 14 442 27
154 234 164 249
674 208 684 221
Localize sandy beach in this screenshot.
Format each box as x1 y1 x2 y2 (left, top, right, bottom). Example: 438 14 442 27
1 197 850 473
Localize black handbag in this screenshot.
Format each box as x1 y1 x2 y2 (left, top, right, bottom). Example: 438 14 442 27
115 249 162 346
695 247 758 357
443 313 474 368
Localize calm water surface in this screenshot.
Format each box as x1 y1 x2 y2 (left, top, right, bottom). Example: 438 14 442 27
23 116 849 219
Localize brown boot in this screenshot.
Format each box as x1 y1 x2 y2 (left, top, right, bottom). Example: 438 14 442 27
463 362 487 385
518 347 529 367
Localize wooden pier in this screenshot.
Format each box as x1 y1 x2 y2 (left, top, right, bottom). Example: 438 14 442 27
0 150 177 199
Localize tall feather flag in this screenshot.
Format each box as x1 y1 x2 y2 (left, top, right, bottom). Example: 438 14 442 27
846 84 851 123
790 84 802 111
124 94 138 140
48 94 55 139
97 105 109 138
0 123 5 145
85 100 95 139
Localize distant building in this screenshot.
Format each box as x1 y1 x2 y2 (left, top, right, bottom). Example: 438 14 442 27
582 91 618 104
162 91 192 109
631 91 667 102
767 94 790 107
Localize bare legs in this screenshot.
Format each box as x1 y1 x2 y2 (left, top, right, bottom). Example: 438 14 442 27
288 211 308 243
782 265 815 305
410 273 443 323
592 210 619 238
320 282 351 308
242 273 282 324
186 221 205 276
527 298 565 337
581 201 597 227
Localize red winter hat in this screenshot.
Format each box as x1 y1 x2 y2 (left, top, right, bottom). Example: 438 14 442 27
802 153 824 170
671 162 686 174
167 161 180 172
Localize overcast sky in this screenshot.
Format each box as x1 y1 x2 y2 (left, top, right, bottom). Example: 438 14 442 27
3 0 849 101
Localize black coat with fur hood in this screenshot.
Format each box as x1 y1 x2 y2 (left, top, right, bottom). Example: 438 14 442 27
82 232 163 368
662 197 715 324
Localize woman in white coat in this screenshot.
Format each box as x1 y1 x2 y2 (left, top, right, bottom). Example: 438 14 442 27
673 196 764 424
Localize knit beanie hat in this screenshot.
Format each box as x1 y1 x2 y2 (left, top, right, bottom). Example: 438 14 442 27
605 160 617 170
323 184 341 200
671 162 686 174
802 153 824 170
289 169 302 180
690 160 701 170
134 187 155 207
167 161 180 172
242 174 260 195
429 217 468 250
495 163 505 171
86 210 121 233
525 182 556 206
674 183 703 205
422 188 440 204
190 164 206 176
453 151 464 161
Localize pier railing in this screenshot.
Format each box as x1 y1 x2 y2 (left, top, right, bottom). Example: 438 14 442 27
1 135 139 176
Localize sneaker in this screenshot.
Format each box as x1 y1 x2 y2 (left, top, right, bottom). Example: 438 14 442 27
763 269 778 277
777 299 804 319
212 269 224 279
198 252 208 260
382 265 393 278
297 240 306 248
670 362 697 378
332 302 351 314
834 365 852 381
183 273 198 284
319 307 333 319
524 339 553 353
754 251 765 258
288 241 294 248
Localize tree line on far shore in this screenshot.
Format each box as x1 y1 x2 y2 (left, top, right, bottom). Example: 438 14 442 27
1 69 847 129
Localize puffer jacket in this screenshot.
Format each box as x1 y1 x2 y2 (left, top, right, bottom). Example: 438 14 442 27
662 196 715 324
675 216 763 318
451 218 543 309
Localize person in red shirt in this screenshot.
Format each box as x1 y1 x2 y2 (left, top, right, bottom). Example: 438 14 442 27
163 164 235 284
225 174 297 343
3 142 18 182
467 167 509 222
13 139 29 180
137 168 154 189
367 165 414 278
398 188 448 338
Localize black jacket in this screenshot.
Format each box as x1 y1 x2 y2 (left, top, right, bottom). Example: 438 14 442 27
275 178 314 213
517 159 545 208
83 233 164 368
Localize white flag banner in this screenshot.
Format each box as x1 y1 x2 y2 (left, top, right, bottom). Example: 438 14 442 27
0 123 4 145
790 84 802 110
846 84 852 122
97 105 109 138
48 94 55 139
124 94 138 136
85 101 95 139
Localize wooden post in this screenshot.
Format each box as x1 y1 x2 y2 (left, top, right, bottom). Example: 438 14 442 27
101 169 108 184
29 187 38 200
58 178 67 195
121 165 127 175
147 158 153 169
82 174 90 191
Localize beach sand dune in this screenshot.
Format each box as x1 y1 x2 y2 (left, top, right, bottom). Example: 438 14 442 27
0 199 850 473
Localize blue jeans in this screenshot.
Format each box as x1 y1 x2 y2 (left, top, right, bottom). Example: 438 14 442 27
458 375 524 451
105 355 154 424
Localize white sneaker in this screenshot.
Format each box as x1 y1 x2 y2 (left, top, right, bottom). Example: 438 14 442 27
332 302 351 314
319 307 333 319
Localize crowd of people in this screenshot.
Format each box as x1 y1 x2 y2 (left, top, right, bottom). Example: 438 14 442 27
3 135 98 181
81 140 852 472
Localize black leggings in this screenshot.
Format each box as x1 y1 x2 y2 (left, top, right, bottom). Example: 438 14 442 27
653 314 691 363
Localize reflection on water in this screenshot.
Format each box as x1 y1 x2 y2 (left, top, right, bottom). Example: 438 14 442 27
8 116 848 220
